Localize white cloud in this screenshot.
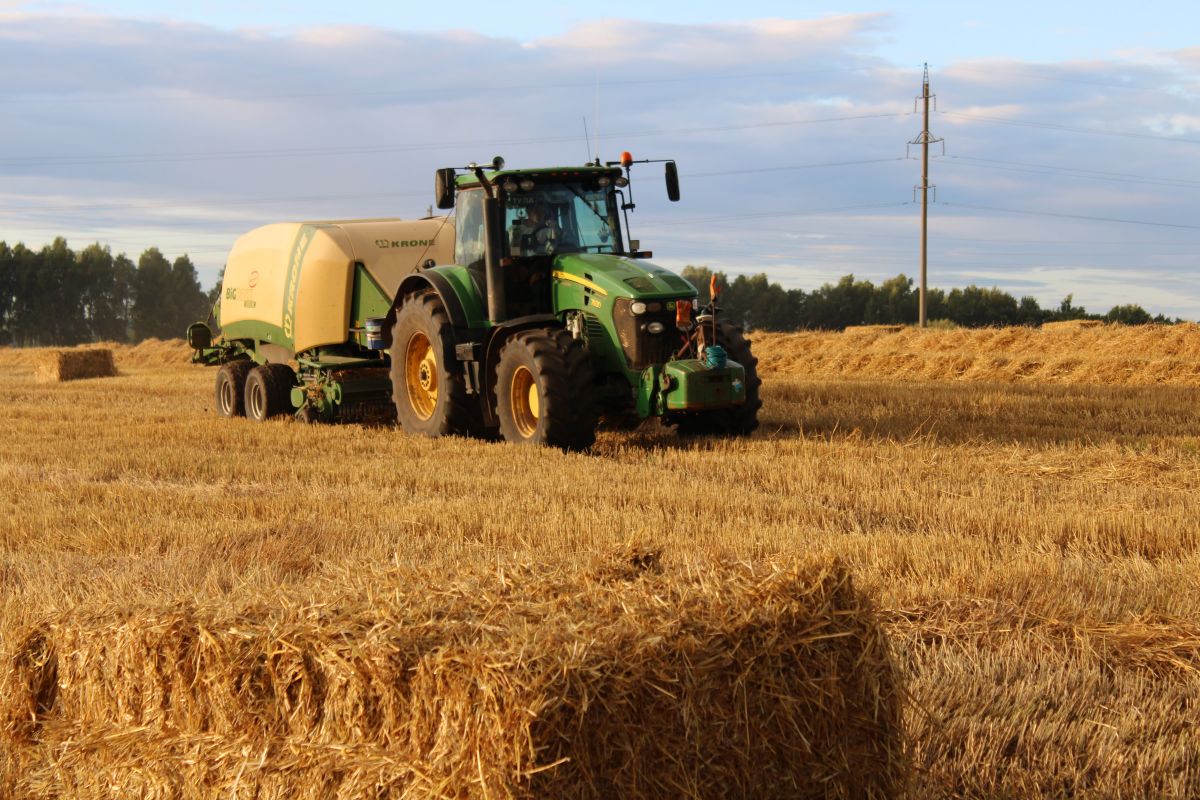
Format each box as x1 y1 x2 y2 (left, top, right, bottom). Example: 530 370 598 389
0 11 1198 319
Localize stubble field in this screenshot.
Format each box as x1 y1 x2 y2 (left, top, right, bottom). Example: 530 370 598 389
2 324 1199 798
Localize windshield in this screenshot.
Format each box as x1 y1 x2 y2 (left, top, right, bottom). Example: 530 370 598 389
504 181 621 257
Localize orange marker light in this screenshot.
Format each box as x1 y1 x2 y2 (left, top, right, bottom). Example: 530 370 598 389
709 274 721 300
676 299 692 328
620 151 633 168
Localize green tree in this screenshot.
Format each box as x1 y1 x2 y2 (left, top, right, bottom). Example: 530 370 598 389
1052 294 1090 321
1105 304 1152 325
171 253 209 328
36 238 87 345
207 265 225 315
680 265 718 304
944 285 1020 327
133 247 177 340
1015 296 1046 327
805 275 876 329
78 243 125 342
865 274 916 324
0 242 12 345
104 253 136 342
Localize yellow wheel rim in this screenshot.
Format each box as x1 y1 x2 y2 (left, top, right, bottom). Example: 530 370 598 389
509 365 540 438
404 332 438 420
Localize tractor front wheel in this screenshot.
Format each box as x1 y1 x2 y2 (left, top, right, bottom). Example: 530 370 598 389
495 328 596 450
390 290 478 438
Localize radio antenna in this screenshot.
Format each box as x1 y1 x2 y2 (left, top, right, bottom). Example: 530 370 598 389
594 76 601 165
582 116 593 164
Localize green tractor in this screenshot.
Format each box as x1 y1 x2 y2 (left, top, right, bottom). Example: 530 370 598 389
190 154 761 449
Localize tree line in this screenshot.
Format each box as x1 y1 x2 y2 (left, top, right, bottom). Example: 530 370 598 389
681 267 1180 331
0 237 1182 346
0 238 211 346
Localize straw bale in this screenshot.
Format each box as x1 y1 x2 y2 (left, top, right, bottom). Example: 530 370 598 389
1 558 904 799
31 348 116 382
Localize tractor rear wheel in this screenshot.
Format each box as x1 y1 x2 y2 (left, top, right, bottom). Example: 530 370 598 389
244 363 296 422
390 290 478 438
495 328 596 450
214 359 254 418
671 320 762 437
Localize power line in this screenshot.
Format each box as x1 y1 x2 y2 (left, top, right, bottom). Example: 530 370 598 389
0 112 912 169
938 110 1200 146
643 201 910 227
685 157 907 179
938 201 1200 231
1 190 428 215
945 64 1170 92
941 155 1200 189
0 156 909 218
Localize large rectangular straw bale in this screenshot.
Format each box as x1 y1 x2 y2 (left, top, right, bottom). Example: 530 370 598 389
32 348 117 382
1 557 904 799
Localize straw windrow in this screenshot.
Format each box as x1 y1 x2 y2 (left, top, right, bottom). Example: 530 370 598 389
752 323 1200 386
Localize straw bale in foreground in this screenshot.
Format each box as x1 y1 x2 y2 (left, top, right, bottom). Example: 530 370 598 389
1 558 903 799
32 348 117 382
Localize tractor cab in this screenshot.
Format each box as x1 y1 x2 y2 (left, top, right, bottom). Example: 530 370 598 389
449 166 627 318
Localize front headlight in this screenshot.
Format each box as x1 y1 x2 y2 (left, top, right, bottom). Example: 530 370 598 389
646 322 665 334
631 301 647 315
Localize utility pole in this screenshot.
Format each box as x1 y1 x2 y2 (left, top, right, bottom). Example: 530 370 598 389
909 64 943 327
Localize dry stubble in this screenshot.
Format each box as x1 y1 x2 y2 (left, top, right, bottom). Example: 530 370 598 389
2 329 1199 797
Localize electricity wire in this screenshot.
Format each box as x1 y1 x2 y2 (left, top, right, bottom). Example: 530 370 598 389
937 201 1200 231
937 110 1200 146
0 112 912 169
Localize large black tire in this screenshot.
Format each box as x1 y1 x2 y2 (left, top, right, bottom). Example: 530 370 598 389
390 290 478 438
672 320 762 437
495 328 597 450
244 363 296 422
214 360 254 418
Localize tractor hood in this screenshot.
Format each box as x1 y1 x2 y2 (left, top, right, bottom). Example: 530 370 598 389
551 253 698 301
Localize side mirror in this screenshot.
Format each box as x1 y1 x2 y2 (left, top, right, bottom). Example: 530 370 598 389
435 168 457 210
665 161 680 202
186 322 213 350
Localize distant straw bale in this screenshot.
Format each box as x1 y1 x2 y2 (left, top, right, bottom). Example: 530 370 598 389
753 323 1200 386
31 348 117 382
1 557 904 799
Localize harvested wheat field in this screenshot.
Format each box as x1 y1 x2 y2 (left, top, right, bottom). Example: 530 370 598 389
2 326 1200 798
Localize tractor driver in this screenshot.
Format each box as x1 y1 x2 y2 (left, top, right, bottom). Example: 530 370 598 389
511 202 559 256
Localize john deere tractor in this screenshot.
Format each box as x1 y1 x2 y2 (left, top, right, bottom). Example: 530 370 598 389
189 154 761 449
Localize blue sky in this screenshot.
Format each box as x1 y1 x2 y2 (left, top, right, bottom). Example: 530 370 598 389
32 1 1200 64
2 2 1200 318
